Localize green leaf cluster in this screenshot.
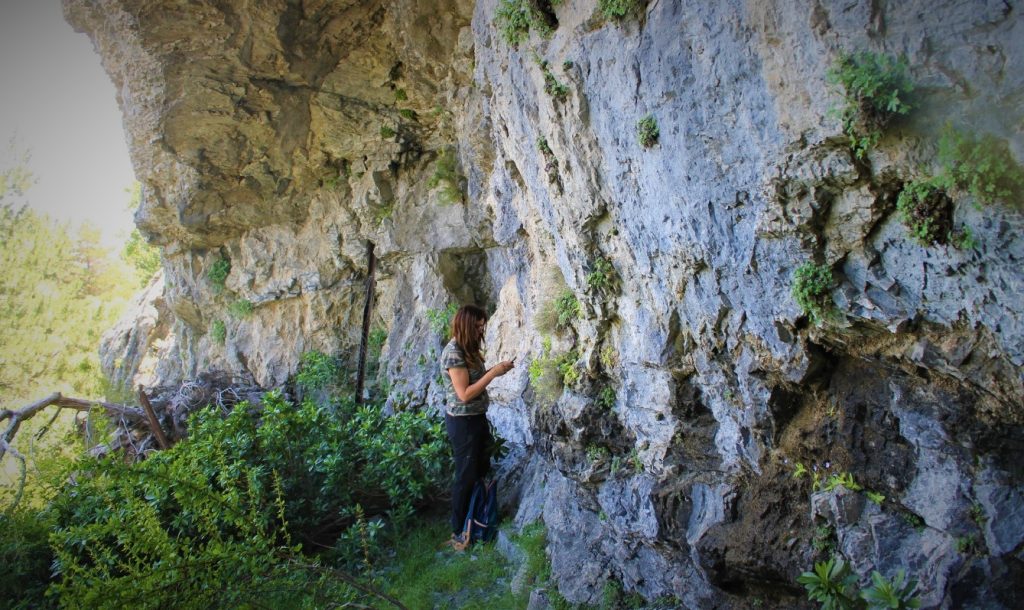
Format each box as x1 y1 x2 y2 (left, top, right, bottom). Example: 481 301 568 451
528 338 578 405
426 303 459 339
494 0 560 46
599 0 644 19
207 256 231 293
228 298 254 318
536 288 580 334
895 178 954 246
938 125 1024 207
791 262 835 325
210 319 226 345
427 147 463 204
540 61 569 101
827 51 914 159
295 350 341 392
637 114 659 148
586 256 620 296
798 557 921 610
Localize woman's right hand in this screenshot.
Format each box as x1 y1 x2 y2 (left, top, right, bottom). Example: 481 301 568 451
492 360 515 376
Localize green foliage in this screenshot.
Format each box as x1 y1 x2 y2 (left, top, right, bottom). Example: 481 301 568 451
800 557 921 610
426 303 459 338
207 256 231 293
597 385 616 410
537 288 580 334
398 108 417 121
812 524 836 555
600 345 618 371
394 88 408 102
427 147 463 204
528 340 577 405
228 298 254 319
295 350 340 392
586 256 620 296
537 136 560 185
861 570 921 609
0 510 56 609
896 179 953 246
826 51 914 159
210 319 226 345
798 557 860 610
637 114 659 148
47 391 450 607
495 0 557 46
901 512 925 531
937 125 1024 207
586 445 611 463
540 61 569 101
380 125 396 139
601 578 646 609
368 327 388 364
865 490 886 505
600 0 643 19
822 472 862 493
374 200 395 224
792 262 835 324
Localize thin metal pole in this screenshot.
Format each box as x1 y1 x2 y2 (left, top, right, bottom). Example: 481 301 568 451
354 241 377 404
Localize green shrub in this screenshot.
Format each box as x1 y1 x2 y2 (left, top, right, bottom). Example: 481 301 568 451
495 0 533 46
600 0 643 19
798 556 921 610
826 51 914 159
208 256 231 293
938 125 1024 207
896 179 953 246
529 339 578 405
296 350 340 392
210 319 226 345
0 510 55 609
398 108 417 121
637 114 659 148
380 125 396 139
586 256 620 296
228 298 254 318
427 147 463 204
394 88 408 102
426 303 459 339
791 262 835 325
47 390 450 608
597 385 616 410
540 61 569 100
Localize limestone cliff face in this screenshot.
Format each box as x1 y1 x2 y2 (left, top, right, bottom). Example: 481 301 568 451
68 0 1023 606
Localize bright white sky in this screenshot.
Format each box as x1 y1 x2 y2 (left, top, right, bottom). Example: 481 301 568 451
1 0 136 248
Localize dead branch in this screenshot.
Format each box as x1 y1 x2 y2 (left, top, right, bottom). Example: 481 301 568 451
0 392 146 463
138 386 171 450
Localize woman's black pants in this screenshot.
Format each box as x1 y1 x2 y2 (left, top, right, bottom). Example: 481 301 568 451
445 413 492 535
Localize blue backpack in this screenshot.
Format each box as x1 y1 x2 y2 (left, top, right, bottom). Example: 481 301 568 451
459 479 498 545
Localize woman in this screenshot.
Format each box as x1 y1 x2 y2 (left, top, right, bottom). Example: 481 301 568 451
440 304 514 547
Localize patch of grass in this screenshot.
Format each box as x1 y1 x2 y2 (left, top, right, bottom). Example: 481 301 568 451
599 0 643 20
398 108 417 121
381 518 523 609
427 147 463 204
208 256 231 293
426 303 459 339
210 319 226 345
791 261 835 325
637 114 659 148
536 288 580 334
938 125 1024 207
896 178 954 246
380 125 396 139
600 345 618 371
826 51 914 159
394 88 407 102
228 298 254 319
528 338 578 406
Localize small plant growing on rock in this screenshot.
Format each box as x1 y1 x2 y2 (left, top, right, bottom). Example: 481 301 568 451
586 445 611 463
827 51 914 159
798 557 859 609
208 256 231 293
427 147 463 204
529 339 578 405
537 288 580 334
791 262 835 325
295 350 340 392
495 0 560 46
539 60 569 101
861 569 921 609
938 125 1024 207
586 256 620 296
597 385 616 410
426 303 459 338
896 179 954 247
394 88 407 102
210 319 226 345
600 0 643 20
380 125 396 139
637 114 659 148
397 108 417 121
600 345 618 370
536 136 561 187
865 490 886 505
228 298 254 319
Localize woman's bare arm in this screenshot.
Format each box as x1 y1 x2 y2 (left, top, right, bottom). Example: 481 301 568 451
448 360 515 403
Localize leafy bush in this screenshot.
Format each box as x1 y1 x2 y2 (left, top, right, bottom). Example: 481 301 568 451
228 298 254 318
529 339 578 405
398 108 417 121
427 147 463 204
938 125 1024 207
540 61 569 100
210 319 226 345
0 510 56 609
495 0 559 46
827 51 914 159
207 256 231 293
596 385 616 410
792 262 835 325
380 125 396 139
637 114 659 148
47 390 450 608
296 350 341 392
600 0 643 19
896 179 954 246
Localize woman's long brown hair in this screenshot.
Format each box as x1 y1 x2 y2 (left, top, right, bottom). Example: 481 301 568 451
451 305 486 369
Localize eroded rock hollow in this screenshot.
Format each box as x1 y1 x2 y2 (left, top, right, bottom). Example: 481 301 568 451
68 0 1024 606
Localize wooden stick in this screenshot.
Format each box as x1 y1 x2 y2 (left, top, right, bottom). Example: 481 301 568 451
138 386 171 450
